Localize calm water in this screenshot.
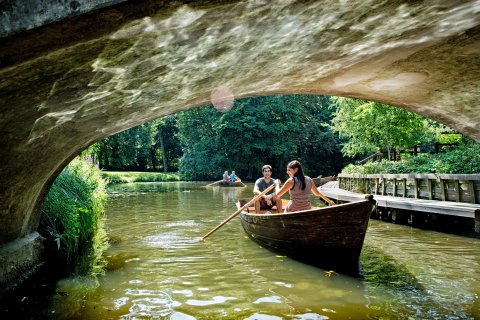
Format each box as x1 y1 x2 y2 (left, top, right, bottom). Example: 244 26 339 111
48 182 479 319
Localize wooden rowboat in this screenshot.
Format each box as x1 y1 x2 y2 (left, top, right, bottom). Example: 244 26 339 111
218 181 246 187
236 196 374 276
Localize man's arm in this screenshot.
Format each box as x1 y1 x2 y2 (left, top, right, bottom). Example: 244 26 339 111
253 179 261 195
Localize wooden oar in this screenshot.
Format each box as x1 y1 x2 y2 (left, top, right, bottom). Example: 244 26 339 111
202 184 275 240
204 179 224 187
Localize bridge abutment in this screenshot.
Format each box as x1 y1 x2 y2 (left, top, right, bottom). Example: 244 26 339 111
0 232 45 296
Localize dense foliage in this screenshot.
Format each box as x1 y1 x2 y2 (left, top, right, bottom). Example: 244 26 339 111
331 98 437 159
342 142 480 174
98 116 181 172
176 95 345 180
39 157 108 275
92 94 475 179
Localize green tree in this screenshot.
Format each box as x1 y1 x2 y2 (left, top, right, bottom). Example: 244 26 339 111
97 116 181 171
175 106 220 179
152 116 182 172
331 98 436 159
176 95 345 180
281 95 344 176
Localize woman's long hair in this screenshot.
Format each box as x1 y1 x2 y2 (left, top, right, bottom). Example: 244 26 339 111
288 160 306 190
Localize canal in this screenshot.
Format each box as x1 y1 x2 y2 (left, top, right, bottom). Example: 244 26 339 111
13 182 480 319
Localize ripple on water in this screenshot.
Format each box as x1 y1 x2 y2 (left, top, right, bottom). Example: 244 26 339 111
273 281 293 288
113 297 129 310
253 296 282 304
185 296 237 306
121 289 182 319
164 220 199 228
172 289 194 297
244 313 283 320
143 232 199 249
170 311 197 320
292 313 330 320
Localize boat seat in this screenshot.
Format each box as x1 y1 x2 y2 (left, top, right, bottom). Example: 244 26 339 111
241 198 287 214
246 206 281 214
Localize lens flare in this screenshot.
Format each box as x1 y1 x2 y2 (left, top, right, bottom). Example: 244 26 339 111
211 85 234 112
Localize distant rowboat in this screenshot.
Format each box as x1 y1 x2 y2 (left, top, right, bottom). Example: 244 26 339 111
218 181 246 187
236 195 374 276
205 180 246 188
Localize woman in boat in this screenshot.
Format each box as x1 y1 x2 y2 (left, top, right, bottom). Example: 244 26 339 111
274 160 323 212
222 171 230 182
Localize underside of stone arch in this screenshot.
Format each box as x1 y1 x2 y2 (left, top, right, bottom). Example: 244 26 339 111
0 0 479 289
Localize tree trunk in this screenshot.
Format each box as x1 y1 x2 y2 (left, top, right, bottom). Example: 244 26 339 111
150 147 157 171
158 127 168 172
385 139 391 161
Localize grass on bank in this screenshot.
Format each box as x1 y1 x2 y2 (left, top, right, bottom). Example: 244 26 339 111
39 157 108 276
101 171 180 184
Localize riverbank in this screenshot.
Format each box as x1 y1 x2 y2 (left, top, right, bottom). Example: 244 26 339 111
101 171 180 184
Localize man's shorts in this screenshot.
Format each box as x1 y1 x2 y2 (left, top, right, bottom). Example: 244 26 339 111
259 194 276 209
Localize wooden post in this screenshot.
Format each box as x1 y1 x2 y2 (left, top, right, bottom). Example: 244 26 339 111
413 145 418 156
434 142 439 154
455 180 461 202
414 178 419 199
402 178 407 197
392 179 397 197
382 178 386 196
427 179 433 200
475 210 480 236
440 179 446 201
468 181 476 204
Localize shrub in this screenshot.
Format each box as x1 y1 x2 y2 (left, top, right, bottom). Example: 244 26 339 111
342 143 480 174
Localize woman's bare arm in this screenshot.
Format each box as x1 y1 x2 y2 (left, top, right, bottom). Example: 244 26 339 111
275 178 294 198
311 180 322 196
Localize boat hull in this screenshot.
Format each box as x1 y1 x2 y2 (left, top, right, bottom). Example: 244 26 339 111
218 181 246 187
238 198 373 276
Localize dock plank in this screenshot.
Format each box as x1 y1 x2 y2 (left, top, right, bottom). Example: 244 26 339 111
319 181 480 219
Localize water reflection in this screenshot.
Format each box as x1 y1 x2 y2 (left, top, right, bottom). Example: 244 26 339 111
43 182 480 319
211 185 246 207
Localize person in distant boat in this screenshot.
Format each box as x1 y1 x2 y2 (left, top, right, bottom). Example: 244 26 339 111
223 170 230 182
253 165 282 213
274 160 322 213
229 171 239 183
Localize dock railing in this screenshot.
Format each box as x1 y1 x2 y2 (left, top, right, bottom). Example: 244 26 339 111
338 173 480 204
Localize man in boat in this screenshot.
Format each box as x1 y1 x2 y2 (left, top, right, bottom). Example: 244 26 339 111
229 171 240 184
253 165 282 213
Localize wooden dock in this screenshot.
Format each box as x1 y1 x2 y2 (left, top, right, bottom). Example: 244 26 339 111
338 173 480 204
319 181 480 234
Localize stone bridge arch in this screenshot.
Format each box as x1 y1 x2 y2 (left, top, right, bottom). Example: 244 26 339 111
1 0 479 289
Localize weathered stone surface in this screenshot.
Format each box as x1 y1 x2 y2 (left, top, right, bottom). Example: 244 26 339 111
0 0 128 37
0 0 479 253
0 232 44 294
